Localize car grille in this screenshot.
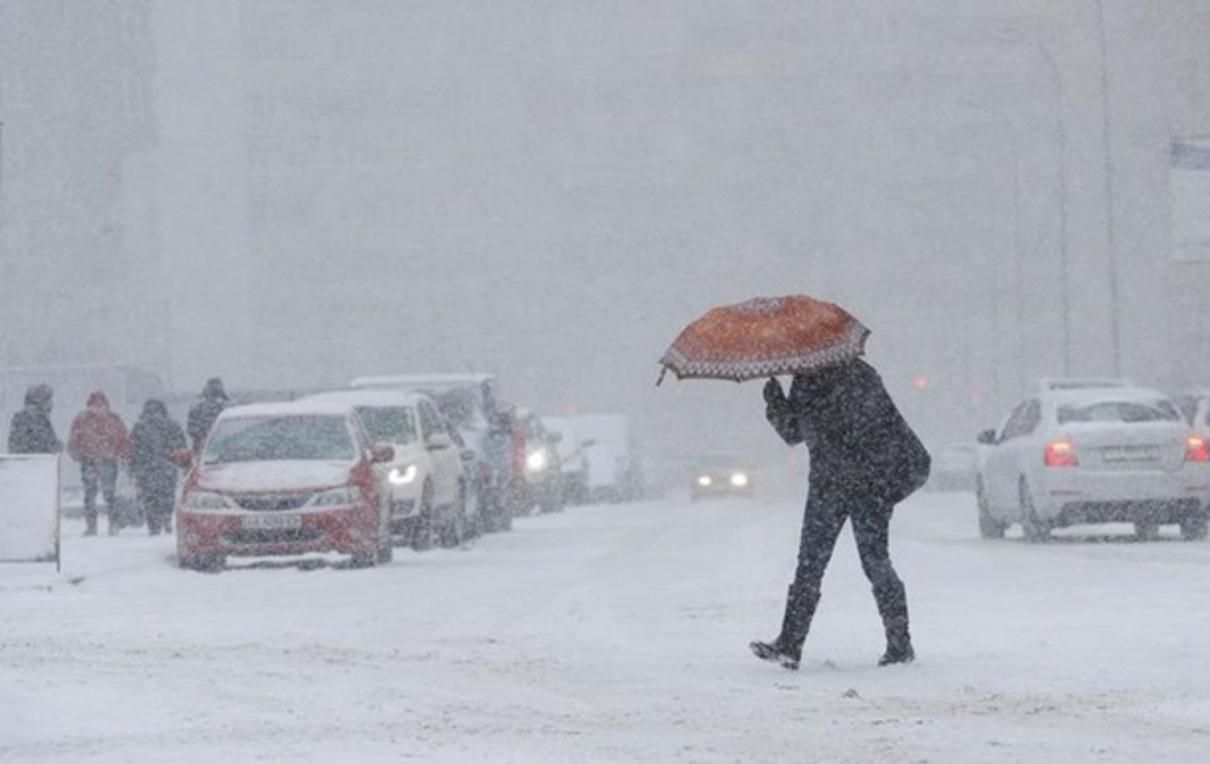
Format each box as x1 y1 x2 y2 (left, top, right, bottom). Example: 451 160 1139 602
232 493 314 512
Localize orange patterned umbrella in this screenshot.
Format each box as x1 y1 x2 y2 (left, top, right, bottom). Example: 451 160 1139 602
658 295 870 384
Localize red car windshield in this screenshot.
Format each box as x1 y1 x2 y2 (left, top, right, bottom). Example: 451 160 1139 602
203 416 357 464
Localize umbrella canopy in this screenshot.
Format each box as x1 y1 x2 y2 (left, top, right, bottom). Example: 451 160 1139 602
658 295 870 384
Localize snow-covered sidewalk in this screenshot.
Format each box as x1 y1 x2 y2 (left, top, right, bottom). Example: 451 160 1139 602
2 492 1209 762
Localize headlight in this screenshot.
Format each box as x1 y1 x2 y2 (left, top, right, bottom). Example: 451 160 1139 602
308 486 361 507
730 472 750 488
697 475 713 487
526 450 548 472
183 491 232 510
388 464 418 485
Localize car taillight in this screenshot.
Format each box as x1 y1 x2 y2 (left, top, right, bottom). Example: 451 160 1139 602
1044 440 1078 467
1185 435 1210 462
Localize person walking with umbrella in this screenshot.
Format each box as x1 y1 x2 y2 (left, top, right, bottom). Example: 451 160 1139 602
659 296 930 670
752 359 930 669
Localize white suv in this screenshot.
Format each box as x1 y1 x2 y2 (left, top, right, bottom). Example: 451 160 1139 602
302 390 473 548
975 387 1210 541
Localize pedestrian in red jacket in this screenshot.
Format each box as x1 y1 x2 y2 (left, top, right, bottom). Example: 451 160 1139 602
68 391 131 536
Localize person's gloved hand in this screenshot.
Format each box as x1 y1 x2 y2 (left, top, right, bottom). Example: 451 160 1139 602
763 377 786 406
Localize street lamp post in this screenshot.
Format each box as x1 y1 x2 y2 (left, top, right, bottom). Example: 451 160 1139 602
986 30 1073 377
1032 43 1073 377
1094 0 1123 377
958 98 1024 404
965 101 1027 399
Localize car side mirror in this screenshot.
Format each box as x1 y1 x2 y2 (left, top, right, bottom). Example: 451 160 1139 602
580 438 597 448
460 448 477 464
426 432 453 451
976 429 997 446
170 448 193 468
370 443 395 463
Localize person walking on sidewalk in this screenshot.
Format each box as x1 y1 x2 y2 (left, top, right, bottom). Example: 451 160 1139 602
7 384 62 455
130 399 187 536
68 391 131 536
750 359 931 670
187 377 229 454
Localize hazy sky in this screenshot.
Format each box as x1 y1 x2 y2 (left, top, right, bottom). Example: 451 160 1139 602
4 0 1209 470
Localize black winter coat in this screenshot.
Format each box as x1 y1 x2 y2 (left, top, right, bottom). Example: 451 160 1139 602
131 403 187 499
7 407 63 455
767 359 931 504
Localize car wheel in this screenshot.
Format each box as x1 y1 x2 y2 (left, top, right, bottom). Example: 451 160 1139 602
1134 521 1161 541
438 490 466 548
976 479 1006 540
376 541 394 564
485 479 513 533
511 481 535 518
1180 511 1208 541
412 482 436 551
350 548 377 568
372 494 394 563
460 481 481 540
180 553 224 572
1018 479 1050 543
539 483 564 514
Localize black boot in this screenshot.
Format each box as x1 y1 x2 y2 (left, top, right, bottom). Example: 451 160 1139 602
751 583 819 671
874 582 914 666
84 507 98 537
749 640 800 670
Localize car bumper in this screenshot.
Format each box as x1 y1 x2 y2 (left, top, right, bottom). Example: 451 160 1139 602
388 483 421 518
1034 468 1210 522
1056 498 1203 526
691 484 754 500
177 503 380 558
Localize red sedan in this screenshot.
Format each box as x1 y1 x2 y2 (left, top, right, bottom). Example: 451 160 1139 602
175 402 394 571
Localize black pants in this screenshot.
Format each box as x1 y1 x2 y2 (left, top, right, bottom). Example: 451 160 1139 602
81 458 118 527
779 482 909 653
141 490 174 534
136 471 178 535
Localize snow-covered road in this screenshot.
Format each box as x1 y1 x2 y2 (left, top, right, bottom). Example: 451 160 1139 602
2 491 1209 763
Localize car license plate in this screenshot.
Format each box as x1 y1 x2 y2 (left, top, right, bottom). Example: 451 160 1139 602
241 514 302 531
1102 446 1159 463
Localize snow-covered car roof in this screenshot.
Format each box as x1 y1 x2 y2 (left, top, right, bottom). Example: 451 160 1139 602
1035 377 1133 393
693 453 748 470
1042 386 1176 407
561 415 632 450
300 389 427 409
215 400 361 420
349 374 495 390
542 416 577 433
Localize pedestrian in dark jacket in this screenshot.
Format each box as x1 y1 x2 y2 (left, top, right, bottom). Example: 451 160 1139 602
187 377 229 453
130 399 187 536
7 384 62 455
751 358 931 670
68 391 132 536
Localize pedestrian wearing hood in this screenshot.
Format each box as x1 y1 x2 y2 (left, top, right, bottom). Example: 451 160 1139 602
130 400 187 536
187 377 229 454
750 358 931 670
68 392 132 536
7 384 63 455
